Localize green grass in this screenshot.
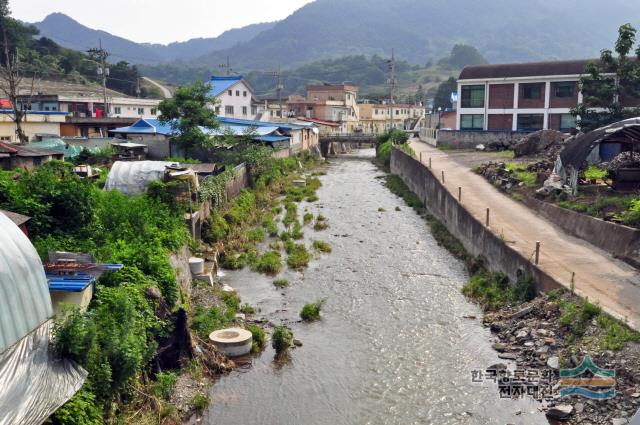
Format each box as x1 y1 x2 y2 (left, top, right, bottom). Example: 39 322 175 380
152 372 177 401
300 300 325 322
252 251 282 275
584 165 608 180
312 240 332 253
240 303 256 315
291 221 304 239
505 163 537 187
273 279 290 288
191 392 210 413
287 244 311 270
559 300 602 336
303 212 314 224
462 271 536 310
247 227 265 243
596 314 640 350
313 220 329 231
261 214 279 237
247 324 266 353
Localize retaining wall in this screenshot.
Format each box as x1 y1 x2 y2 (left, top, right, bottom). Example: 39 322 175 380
437 130 530 150
521 197 640 267
390 148 560 292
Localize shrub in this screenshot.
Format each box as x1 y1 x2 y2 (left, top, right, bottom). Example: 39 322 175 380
273 279 290 288
300 300 324 321
50 390 103 425
462 271 535 310
261 214 279 237
312 240 332 253
314 220 329 231
247 227 265 243
291 221 304 240
271 325 293 353
191 305 234 339
240 303 256 315
253 251 282 275
584 165 608 180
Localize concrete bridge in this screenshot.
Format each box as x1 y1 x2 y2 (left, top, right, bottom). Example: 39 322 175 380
319 133 377 156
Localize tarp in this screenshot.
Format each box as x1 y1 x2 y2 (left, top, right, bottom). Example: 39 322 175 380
29 139 97 160
0 212 52 353
0 321 87 425
104 161 176 195
0 212 87 424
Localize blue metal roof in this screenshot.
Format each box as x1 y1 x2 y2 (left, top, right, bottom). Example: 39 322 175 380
208 76 243 97
218 117 308 130
256 135 291 143
111 119 175 136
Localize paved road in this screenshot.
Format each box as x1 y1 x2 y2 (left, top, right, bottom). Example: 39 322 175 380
142 76 172 99
409 139 640 330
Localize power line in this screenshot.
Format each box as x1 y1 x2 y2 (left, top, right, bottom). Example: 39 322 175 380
87 40 110 117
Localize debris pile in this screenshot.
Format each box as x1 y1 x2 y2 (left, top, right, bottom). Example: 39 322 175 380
606 151 640 176
514 130 568 158
483 293 640 424
475 161 553 192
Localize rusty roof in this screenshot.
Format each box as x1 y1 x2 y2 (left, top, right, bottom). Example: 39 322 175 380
459 59 595 80
0 209 31 226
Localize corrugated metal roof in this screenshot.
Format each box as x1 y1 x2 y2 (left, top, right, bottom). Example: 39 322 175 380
256 135 291 143
208 76 243 97
0 209 30 226
0 212 53 354
110 119 175 136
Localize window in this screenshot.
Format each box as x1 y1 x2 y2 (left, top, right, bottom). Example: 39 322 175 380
517 114 544 131
228 90 232 96
460 114 484 130
114 106 122 114
522 83 542 99
150 108 157 115
560 114 576 130
242 106 248 116
395 110 399 115
555 82 575 98
215 106 220 114
251 106 257 116
138 108 144 115
243 91 247 97
461 85 485 108
225 105 234 115
236 90 240 96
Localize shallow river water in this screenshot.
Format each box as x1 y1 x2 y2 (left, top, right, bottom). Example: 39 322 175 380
205 150 546 425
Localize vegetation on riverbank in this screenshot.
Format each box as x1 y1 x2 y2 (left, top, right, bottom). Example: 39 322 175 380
300 300 325 322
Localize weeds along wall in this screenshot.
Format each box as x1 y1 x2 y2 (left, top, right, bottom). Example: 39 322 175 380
390 148 561 292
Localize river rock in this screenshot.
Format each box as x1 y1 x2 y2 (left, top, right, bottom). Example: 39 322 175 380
612 419 628 425
293 339 303 347
515 330 529 341
492 343 508 352
546 404 573 420
510 306 534 320
574 403 584 414
487 363 507 371
498 353 518 360
547 356 560 369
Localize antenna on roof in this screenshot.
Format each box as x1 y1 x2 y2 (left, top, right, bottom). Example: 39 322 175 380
219 56 234 76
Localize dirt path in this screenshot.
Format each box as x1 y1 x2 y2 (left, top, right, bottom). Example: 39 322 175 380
409 139 640 330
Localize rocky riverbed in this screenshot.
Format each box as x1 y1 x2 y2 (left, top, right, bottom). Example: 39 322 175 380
479 290 640 424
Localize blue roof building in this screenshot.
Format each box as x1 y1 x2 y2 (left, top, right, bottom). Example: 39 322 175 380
207 76 259 120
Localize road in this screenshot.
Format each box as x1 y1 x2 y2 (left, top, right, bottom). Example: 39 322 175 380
142 76 172 99
409 139 640 330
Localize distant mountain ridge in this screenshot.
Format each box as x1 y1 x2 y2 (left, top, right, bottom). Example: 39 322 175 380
33 0 640 83
33 13 277 64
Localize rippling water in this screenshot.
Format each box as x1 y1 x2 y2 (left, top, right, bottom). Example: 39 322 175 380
206 151 546 425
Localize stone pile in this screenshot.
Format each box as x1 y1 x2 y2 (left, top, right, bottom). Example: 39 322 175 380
514 130 567 158
475 161 553 192
483 294 640 424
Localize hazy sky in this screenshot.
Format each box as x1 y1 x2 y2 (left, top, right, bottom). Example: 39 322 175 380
9 0 315 44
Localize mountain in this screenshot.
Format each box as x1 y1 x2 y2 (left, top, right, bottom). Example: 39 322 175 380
33 13 276 64
187 0 640 71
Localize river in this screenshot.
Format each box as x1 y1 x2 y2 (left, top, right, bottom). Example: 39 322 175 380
205 150 546 425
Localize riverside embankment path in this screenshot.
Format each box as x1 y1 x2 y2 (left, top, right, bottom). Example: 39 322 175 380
409 139 640 330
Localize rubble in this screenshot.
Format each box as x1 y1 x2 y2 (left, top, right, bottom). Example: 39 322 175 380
514 129 567 158
480 293 640 424
475 160 554 192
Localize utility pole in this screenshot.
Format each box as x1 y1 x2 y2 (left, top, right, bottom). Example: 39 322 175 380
387 48 397 131
219 56 233 76
88 40 110 117
270 66 284 121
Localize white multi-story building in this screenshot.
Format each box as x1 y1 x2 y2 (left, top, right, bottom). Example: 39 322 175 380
455 60 594 132
208 76 258 120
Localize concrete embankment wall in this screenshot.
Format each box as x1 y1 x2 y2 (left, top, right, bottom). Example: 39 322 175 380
390 148 560 292
521 197 640 267
436 130 530 150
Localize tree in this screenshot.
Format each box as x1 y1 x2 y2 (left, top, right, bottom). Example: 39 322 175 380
439 44 487 69
0 0 39 144
158 81 219 151
572 23 640 131
433 77 457 111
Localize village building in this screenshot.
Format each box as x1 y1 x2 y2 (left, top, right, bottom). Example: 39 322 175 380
455 60 591 132
358 102 425 134
0 110 67 143
0 140 65 170
208 76 259 120
287 83 360 133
